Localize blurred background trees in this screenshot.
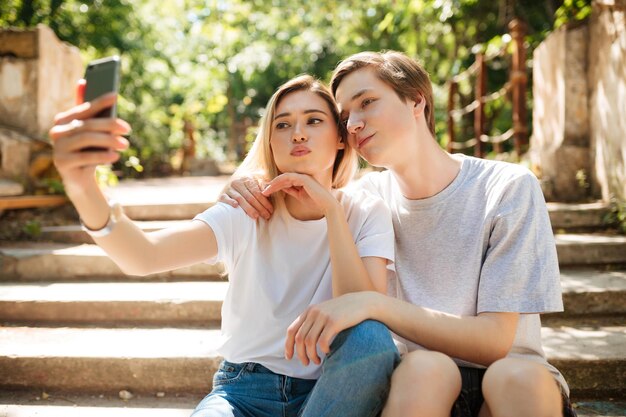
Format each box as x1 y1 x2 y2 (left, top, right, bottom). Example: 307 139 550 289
0 0 592 177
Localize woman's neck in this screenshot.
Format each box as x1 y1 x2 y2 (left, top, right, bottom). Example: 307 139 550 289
283 171 333 221
285 195 325 221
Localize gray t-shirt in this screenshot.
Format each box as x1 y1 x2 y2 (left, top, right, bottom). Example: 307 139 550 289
357 154 568 394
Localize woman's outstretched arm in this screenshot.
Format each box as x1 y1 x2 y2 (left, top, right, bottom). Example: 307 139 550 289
50 83 218 276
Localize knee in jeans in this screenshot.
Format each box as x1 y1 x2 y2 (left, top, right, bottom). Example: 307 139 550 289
341 320 396 355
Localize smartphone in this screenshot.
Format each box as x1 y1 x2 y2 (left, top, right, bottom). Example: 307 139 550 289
84 55 121 118
82 56 121 151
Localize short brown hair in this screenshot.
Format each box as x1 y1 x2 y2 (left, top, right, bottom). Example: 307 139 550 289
330 51 435 136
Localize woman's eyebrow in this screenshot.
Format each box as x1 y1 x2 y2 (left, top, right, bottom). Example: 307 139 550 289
274 109 328 120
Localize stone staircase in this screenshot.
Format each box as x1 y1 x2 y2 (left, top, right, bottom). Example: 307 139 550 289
0 177 625 416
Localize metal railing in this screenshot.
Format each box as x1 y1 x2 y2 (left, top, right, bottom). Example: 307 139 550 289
447 19 528 158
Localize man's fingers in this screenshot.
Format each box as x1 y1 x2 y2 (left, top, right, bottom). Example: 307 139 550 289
318 325 338 355
228 189 260 220
239 186 271 220
245 179 274 216
304 320 326 365
285 314 307 360
218 193 239 208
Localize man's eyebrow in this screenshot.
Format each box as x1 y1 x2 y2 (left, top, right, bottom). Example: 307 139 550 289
350 88 371 101
274 109 328 120
338 89 372 114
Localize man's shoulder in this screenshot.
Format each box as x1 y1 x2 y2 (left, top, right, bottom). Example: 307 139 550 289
464 156 538 190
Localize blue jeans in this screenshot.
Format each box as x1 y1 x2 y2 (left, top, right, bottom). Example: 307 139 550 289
191 320 399 417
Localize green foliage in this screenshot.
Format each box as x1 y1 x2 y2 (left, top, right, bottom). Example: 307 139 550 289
604 199 626 235
1 0 567 174
555 0 592 28
22 220 42 237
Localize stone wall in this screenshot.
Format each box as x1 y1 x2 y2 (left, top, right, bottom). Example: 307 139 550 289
530 0 626 202
0 25 82 189
588 0 626 201
531 23 592 201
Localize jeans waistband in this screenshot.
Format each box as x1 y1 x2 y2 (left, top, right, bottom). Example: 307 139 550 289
223 360 276 374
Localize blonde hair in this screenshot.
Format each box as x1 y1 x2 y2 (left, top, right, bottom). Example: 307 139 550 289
330 51 436 136
235 74 358 207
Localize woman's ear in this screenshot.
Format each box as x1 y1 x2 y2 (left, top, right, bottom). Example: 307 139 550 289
413 94 426 117
337 137 346 150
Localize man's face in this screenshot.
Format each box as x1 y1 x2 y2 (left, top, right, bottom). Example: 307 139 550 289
335 67 418 168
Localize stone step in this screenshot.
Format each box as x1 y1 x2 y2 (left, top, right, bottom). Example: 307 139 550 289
548 202 612 231
3 235 623 283
0 281 228 326
559 268 626 316
542 323 626 399
103 176 230 221
0 395 622 417
555 234 626 266
40 221 189 244
0 324 623 399
0 269 622 327
0 242 224 281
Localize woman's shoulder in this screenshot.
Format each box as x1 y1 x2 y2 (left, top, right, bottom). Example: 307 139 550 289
335 187 391 219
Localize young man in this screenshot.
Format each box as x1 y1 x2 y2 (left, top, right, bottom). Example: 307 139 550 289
222 51 576 417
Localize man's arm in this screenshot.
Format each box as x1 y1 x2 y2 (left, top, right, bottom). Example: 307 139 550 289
287 291 518 367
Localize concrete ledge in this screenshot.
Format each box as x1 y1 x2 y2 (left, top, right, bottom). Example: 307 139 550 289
0 242 224 281
555 234 626 266
542 325 626 398
0 281 228 325
560 268 626 316
548 202 611 230
0 327 222 394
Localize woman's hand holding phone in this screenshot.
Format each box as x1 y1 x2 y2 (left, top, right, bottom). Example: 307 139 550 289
49 80 131 197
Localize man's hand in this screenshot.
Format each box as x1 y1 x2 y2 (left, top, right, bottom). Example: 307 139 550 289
218 176 273 220
285 292 378 366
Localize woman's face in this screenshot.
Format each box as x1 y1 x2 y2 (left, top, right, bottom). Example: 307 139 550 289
270 90 344 184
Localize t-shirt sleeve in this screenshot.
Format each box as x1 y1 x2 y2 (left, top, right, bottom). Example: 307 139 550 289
353 192 395 265
477 174 564 314
192 202 253 266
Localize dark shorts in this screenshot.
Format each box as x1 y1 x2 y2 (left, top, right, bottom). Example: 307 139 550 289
451 366 578 417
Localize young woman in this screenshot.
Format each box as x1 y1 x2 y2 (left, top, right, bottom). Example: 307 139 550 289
49 74 398 417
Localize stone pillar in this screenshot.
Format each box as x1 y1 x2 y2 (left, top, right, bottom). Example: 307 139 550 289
530 23 593 202
0 24 82 187
588 0 626 202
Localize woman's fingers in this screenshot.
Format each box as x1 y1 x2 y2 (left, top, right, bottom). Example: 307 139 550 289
55 149 120 170
50 119 130 143
54 92 117 125
53 131 128 154
76 79 86 105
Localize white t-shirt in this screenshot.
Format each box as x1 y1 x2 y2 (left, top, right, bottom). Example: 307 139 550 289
357 155 569 394
193 189 394 380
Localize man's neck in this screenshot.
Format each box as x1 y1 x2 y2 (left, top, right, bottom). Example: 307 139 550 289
391 135 462 200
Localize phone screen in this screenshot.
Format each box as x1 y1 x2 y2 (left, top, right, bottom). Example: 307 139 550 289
84 56 120 118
